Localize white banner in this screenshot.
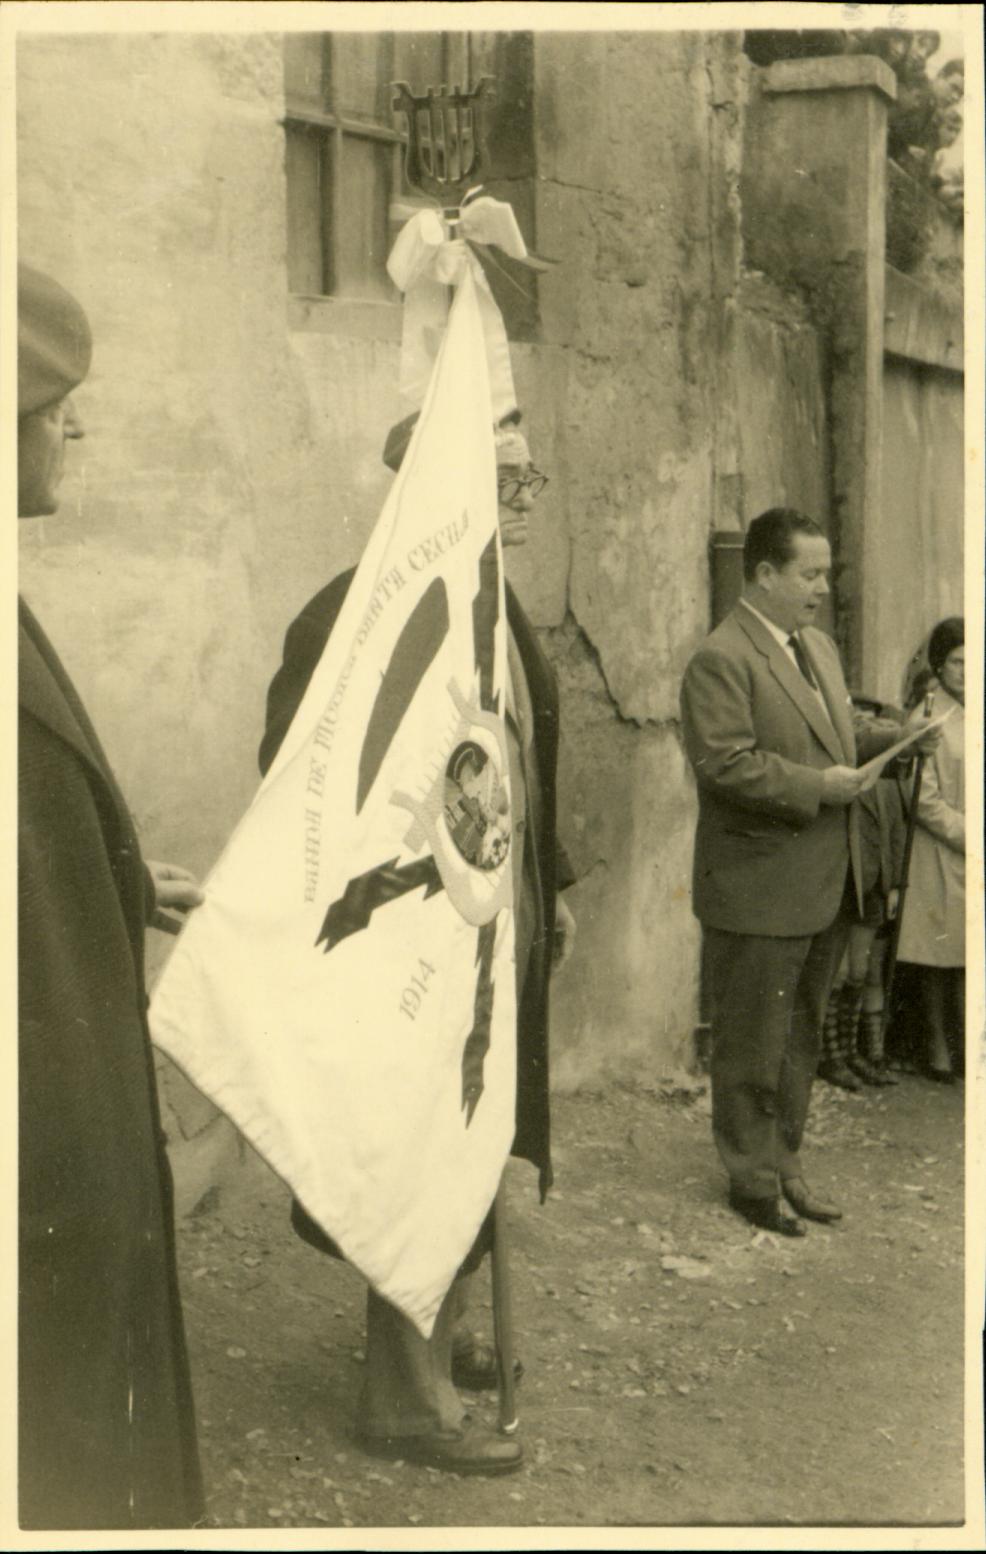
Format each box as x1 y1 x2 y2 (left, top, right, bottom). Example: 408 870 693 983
387 196 540 423
151 267 517 1337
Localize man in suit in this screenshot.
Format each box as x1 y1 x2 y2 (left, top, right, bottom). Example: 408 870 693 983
18 264 205 1527
259 410 575 1474
679 508 934 1237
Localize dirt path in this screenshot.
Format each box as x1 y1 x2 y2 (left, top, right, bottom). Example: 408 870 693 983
177 1073 966 1530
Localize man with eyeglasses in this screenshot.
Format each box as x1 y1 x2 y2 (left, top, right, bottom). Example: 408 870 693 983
493 418 549 540
258 408 576 1475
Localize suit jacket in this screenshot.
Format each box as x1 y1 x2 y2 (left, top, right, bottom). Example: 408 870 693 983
680 603 891 938
18 598 202 1530
259 569 574 1205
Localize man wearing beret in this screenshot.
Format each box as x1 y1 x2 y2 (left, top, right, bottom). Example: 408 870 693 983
18 264 205 1528
259 409 576 1475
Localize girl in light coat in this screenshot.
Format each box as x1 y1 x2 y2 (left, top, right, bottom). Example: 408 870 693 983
898 617 965 1080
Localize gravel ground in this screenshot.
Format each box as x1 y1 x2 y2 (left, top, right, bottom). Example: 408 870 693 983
176 1071 968 1533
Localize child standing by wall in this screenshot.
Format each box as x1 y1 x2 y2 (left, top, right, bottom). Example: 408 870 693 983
818 699 908 1090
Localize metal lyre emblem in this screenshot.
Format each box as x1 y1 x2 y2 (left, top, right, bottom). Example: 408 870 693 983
392 77 495 206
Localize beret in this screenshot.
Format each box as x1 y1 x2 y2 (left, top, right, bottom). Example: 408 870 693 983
383 408 522 473
18 263 92 416
382 411 420 474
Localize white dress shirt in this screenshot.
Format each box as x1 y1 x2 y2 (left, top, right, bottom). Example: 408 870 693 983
739 597 834 721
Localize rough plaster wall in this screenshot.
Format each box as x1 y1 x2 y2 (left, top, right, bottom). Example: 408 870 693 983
18 30 750 1115
730 276 830 524
526 32 749 1084
739 64 898 685
16 34 406 1151
545 626 700 1089
878 362 964 706
17 33 363 875
535 31 727 719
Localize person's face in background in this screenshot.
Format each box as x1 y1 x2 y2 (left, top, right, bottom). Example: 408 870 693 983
911 30 941 65
496 428 546 549
938 647 964 706
18 394 85 518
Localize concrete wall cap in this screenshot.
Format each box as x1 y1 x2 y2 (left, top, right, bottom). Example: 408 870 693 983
762 56 897 104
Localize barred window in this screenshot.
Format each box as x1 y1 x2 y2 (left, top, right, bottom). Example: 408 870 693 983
283 31 537 338
283 32 469 301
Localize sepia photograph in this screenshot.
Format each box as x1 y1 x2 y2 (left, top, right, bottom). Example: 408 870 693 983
5 1 983 1545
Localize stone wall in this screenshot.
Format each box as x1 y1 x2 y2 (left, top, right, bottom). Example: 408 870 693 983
525 31 759 1081
726 275 830 526
18 32 398 887
17 32 404 1178
20 30 761 1124
887 158 963 304
19 30 877 1181
737 53 965 700
882 162 964 705
878 361 964 704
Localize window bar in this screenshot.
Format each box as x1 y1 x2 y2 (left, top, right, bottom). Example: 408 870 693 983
329 119 344 295
283 104 403 144
317 129 332 299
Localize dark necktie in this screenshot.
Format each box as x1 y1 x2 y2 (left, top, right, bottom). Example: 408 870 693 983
787 632 818 690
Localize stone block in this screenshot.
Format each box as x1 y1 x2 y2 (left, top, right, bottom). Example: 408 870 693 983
762 54 897 102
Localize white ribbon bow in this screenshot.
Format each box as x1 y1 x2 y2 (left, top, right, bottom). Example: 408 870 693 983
387 196 545 424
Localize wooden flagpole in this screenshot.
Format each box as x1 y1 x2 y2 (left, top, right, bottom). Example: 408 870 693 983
491 1180 519 1434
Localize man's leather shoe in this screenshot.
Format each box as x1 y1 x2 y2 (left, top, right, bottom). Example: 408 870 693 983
357 1422 523 1476
728 1186 807 1237
850 1056 899 1087
782 1176 843 1223
924 1065 956 1085
451 1342 524 1392
818 1060 863 1092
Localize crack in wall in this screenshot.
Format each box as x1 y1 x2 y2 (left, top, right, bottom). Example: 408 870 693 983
576 857 610 881
543 611 684 736
540 175 605 197
535 40 744 753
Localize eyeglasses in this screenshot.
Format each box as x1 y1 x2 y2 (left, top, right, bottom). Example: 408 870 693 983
497 467 549 506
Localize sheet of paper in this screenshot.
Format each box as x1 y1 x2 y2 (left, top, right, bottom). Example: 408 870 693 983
856 707 955 792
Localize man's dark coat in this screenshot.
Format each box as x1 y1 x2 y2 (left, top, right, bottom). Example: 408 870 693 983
259 569 573 1259
18 599 203 1530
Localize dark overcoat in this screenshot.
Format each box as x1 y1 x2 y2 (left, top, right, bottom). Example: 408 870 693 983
258 570 573 1249
18 598 203 1530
